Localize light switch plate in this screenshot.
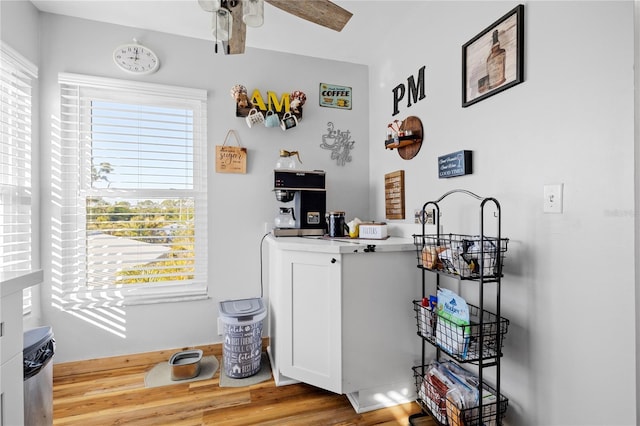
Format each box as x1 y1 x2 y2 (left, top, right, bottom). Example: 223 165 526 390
544 184 563 213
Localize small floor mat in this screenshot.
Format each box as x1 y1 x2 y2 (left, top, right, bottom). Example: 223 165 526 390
219 353 272 388
144 355 218 388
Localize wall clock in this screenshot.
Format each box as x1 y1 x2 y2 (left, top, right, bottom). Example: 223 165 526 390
113 42 160 75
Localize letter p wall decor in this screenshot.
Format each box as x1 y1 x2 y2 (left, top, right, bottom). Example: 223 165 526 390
392 66 426 116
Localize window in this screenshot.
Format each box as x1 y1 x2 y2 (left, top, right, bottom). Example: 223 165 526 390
0 42 38 314
58 74 207 306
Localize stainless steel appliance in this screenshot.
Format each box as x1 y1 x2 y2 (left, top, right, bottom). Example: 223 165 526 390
273 170 326 236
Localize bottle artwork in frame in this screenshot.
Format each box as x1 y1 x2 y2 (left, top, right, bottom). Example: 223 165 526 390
462 4 524 107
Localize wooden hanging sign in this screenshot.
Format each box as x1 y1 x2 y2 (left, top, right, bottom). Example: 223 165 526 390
385 170 405 220
216 130 247 174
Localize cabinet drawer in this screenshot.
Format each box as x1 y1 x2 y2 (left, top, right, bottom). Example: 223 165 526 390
1 291 23 361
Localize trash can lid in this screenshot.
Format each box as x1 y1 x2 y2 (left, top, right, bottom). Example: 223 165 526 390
219 298 265 318
24 326 53 353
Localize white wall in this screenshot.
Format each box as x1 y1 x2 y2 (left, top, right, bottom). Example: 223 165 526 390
365 2 636 426
33 13 369 362
0 0 43 329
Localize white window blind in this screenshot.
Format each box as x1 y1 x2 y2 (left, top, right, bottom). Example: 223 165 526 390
0 42 38 314
58 73 207 306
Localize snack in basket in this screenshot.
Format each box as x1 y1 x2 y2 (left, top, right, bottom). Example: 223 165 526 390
433 236 500 277
436 288 470 357
421 361 486 425
422 245 445 269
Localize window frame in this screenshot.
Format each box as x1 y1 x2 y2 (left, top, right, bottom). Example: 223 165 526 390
57 73 208 308
0 41 39 315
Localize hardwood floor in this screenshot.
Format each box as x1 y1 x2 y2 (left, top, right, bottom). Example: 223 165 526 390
53 342 433 425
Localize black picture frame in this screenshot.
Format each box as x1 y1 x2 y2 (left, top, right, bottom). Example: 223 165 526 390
462 4 524 107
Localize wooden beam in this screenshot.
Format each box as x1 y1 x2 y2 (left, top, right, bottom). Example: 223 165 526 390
265 0 352 32
227 2 246 54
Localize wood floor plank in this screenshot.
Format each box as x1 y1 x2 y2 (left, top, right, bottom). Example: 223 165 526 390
53 343 431 425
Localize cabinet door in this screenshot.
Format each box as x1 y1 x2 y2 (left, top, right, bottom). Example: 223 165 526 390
1 352 25 426
280 251 342 394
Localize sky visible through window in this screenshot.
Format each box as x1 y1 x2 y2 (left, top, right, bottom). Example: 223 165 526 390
90 101 194 191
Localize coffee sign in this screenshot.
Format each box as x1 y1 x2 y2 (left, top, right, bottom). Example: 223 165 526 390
319 83 352 110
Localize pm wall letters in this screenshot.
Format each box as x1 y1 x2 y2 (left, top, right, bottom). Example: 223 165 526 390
392 66 426 116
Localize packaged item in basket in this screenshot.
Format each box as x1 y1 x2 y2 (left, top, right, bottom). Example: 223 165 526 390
419 296 438 337
447 388 499 426
461 237 499 276
422 245 444 269
424 372 449 423
440 361 479 425
436 289 470 357
419 298 429 336
423 363 455 424
438 245 472 276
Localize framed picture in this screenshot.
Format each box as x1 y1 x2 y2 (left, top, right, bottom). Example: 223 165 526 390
462 4 524 107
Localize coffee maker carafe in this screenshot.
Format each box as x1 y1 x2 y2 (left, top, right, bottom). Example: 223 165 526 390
273 170 326 237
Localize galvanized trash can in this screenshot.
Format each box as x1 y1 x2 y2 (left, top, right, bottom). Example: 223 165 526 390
219 298 266 378
24 326 55 426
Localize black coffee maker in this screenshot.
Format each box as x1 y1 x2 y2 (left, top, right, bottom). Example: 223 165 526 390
273 170 326 236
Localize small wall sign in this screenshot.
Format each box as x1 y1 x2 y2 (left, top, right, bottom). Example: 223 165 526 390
384 170 405 219
438 150 472 178
319 83 352 110
215 130 247 174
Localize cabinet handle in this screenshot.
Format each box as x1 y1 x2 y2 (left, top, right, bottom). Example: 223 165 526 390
330 258 336 264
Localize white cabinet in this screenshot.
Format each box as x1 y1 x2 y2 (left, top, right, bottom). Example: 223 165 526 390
267 237 420 413
0 270 42 425
1 290 25 426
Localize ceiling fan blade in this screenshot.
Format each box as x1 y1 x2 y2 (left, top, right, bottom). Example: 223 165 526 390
225 4 246 55
265 0 352 32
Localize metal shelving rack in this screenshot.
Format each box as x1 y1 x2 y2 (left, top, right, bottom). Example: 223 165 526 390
409 189 509 426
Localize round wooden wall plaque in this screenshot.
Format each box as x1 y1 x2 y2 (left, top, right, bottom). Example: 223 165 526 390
398 116 423 160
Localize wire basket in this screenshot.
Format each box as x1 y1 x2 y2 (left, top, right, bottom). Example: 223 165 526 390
413 300 509 363
414 234 508 280
412 364 508 426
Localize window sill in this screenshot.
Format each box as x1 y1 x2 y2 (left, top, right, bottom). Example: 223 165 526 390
1 270 43 298
58 281 209 309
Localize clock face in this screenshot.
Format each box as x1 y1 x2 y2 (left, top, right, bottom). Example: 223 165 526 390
113 44 159 74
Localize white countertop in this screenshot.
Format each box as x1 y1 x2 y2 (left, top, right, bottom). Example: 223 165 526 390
266 234 415 254
1 269 43 297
